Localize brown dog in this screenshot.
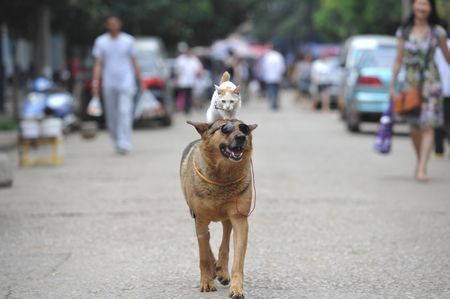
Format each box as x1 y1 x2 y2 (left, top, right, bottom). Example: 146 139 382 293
180 119 257 299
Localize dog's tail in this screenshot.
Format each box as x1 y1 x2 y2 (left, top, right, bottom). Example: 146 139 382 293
220 71 230 84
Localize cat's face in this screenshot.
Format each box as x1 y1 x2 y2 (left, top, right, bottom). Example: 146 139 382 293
214 84 241 112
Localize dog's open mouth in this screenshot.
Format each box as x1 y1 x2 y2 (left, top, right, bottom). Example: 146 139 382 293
220 144 244 162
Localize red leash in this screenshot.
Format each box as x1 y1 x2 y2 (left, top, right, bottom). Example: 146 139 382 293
235 159 256 217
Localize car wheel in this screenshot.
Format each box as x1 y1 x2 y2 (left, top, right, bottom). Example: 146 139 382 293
346 119 360 132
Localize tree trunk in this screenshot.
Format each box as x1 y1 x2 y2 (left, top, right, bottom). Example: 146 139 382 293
0 24 5 113
34 3 51 78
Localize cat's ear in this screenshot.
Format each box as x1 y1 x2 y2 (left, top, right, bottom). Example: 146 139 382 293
215 85 225 96
234 85 241 95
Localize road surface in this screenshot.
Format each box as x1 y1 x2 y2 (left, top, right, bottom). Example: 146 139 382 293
1 92 450 298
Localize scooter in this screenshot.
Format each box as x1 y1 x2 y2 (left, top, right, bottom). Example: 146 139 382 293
21 77 76 132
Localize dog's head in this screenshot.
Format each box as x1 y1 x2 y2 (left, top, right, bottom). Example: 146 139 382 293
187 119 257 163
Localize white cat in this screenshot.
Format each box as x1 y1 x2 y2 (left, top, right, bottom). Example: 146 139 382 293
206 72 241 123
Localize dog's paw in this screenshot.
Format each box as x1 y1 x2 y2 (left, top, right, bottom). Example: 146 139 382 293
216 265 230 285
229 285 244 299
200 278 217 292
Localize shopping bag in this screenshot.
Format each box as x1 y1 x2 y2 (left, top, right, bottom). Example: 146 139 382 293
87 96 103 117
134 90 162 120
374 103 393 154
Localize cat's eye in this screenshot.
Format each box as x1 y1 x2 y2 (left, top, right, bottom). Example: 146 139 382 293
221 100 226 103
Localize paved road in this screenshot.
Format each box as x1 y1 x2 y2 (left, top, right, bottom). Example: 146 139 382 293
1 92 450 299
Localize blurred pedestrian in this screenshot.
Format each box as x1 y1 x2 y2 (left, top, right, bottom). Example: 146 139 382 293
237 57 250 102
293 52 313 102
389 0 450 182
434 22 450 158
225 49 238 79
92 15 145 155
310 53 332 111
260 44 285 110
175 44 203 114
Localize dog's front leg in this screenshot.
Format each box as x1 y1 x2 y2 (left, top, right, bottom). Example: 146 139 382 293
195 219 217 292
216 219 232 286
229 216 248 299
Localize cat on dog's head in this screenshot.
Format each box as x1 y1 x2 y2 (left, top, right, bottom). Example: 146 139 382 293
214 71 240 112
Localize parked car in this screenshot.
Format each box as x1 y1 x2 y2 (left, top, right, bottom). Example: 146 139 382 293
337 35 402 132
81 36 173 127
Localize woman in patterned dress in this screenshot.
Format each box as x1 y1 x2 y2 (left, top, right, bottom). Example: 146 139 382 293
390 0 450 182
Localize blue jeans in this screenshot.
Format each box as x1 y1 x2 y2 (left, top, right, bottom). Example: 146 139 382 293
266 83 280 109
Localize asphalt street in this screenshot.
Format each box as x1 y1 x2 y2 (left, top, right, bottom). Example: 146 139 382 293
1 91 450 299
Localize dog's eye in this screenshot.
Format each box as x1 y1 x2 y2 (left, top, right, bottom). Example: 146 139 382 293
239 124 250 135
221 123 235 134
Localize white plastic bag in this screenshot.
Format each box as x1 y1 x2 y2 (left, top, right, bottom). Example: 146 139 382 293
87 96 103 117
134 90 162 120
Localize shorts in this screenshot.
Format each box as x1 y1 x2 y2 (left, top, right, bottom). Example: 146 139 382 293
318 84 331 93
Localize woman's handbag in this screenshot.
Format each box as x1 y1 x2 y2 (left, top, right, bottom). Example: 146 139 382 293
393 88 421 114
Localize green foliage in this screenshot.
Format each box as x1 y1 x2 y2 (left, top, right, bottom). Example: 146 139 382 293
1 0 253 47
56 0 253 46
250 0 318 42
0 118 17 131
2 0 447 48
249 0 404 42
313 0 402 41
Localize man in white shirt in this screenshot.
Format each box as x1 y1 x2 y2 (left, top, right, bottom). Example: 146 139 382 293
260 44 285 110
174 46 203 113
434 36 450 157
92 16 145 155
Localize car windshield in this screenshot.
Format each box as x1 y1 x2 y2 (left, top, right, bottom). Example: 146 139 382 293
136 50 168 78
355 46 396 68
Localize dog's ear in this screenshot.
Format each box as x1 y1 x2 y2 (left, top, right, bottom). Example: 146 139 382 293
233 85 240 95
248 124 258 132
187 121 209 136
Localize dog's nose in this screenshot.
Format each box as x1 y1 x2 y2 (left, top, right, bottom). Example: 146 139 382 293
235 133 246 143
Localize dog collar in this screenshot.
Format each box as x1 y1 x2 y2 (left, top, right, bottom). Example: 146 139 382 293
193 159 246 186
